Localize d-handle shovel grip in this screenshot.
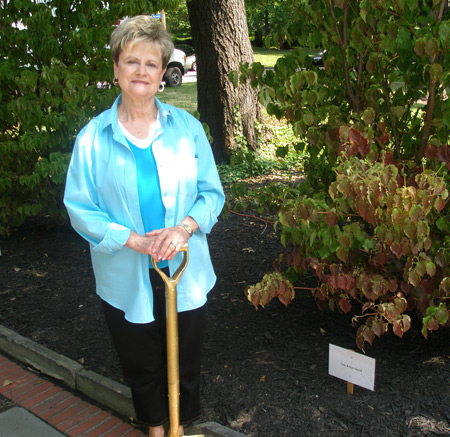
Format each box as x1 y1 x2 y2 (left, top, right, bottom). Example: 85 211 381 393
151 244 189 286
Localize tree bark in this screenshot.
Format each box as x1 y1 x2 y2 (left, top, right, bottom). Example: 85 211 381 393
187 0 261 162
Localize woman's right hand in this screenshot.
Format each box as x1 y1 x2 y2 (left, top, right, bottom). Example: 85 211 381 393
125 231 158 256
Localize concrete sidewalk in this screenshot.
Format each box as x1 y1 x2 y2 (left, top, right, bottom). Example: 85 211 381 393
0 406 65 436
0 325 245 436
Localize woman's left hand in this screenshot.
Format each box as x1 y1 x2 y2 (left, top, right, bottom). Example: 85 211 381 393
146 226 190 262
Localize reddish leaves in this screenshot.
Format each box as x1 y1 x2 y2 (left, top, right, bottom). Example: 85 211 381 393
356 198 376 225
377 123 390 146
246 273 295 309
249 137 449 351
325 211 338 227
339 127 371 157
426 144 450 170
392 316 411 338
338 296 352 313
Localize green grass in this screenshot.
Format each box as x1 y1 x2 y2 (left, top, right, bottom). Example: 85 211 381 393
157 82 198 114
253 46 324 67
158 47 299 112
252 47 291 67
159 47 297 113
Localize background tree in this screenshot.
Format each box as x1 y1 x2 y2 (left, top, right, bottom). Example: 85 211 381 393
245 0 297 48
187 0 261 162
238 0 450 348
0 0 178 234
165 1 191 40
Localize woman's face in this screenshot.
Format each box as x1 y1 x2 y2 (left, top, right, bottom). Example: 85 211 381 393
114 40 166 101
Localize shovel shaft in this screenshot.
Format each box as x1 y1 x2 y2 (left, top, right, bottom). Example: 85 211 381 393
151 246 189 437
166 280 180 436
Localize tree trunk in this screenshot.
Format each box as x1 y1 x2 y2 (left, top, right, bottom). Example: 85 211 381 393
187 0 261 162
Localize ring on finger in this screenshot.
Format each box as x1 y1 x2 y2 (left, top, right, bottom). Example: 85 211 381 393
169 242 177 249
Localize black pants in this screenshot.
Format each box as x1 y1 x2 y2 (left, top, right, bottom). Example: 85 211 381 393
101 268 206 426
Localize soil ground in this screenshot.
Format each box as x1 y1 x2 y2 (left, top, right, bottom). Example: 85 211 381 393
1 209 449 436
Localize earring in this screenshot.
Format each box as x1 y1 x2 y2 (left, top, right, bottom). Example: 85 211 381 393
113 77 119 86
158 82 165 93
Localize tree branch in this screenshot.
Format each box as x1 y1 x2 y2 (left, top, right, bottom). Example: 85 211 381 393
328 0 360 111
229 209 275 224
382 72 401 158
437 0 447 20
290 0 333 38
417 0 447 161
418 80 438 161
356 52 363 94
343 0 348 46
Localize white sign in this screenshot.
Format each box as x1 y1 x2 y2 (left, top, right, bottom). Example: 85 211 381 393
328 344 376 391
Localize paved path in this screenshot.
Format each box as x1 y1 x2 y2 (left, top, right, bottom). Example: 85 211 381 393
183 71 197 83
0 353 143 436
0 349 244 437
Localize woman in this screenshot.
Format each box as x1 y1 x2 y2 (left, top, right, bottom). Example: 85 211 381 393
64 15 224 437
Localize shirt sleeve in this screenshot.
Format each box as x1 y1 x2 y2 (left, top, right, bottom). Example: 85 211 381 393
187 119 225 234
63 125 131 254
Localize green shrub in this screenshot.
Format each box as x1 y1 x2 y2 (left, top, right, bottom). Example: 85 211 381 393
0 0 178 235
238 0 450 349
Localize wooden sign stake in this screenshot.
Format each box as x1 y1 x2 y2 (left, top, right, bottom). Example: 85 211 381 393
347 381 354 395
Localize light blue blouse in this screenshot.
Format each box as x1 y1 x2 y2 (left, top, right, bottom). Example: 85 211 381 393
63 95 225 323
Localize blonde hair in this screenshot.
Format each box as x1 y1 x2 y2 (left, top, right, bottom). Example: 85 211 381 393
110 15 174 68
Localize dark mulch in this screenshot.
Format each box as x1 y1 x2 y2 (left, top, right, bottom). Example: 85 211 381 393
1 210 449 436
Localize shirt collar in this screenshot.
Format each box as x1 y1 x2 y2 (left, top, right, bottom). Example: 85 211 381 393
154 96 173 129
101 93 121 132
101 94 174 133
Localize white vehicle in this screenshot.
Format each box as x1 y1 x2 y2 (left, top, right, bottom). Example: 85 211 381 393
185 54 196 71
164 48 187 87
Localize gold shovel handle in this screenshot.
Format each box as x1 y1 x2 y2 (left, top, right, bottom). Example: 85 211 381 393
151 245 189 437
151 244 189 286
